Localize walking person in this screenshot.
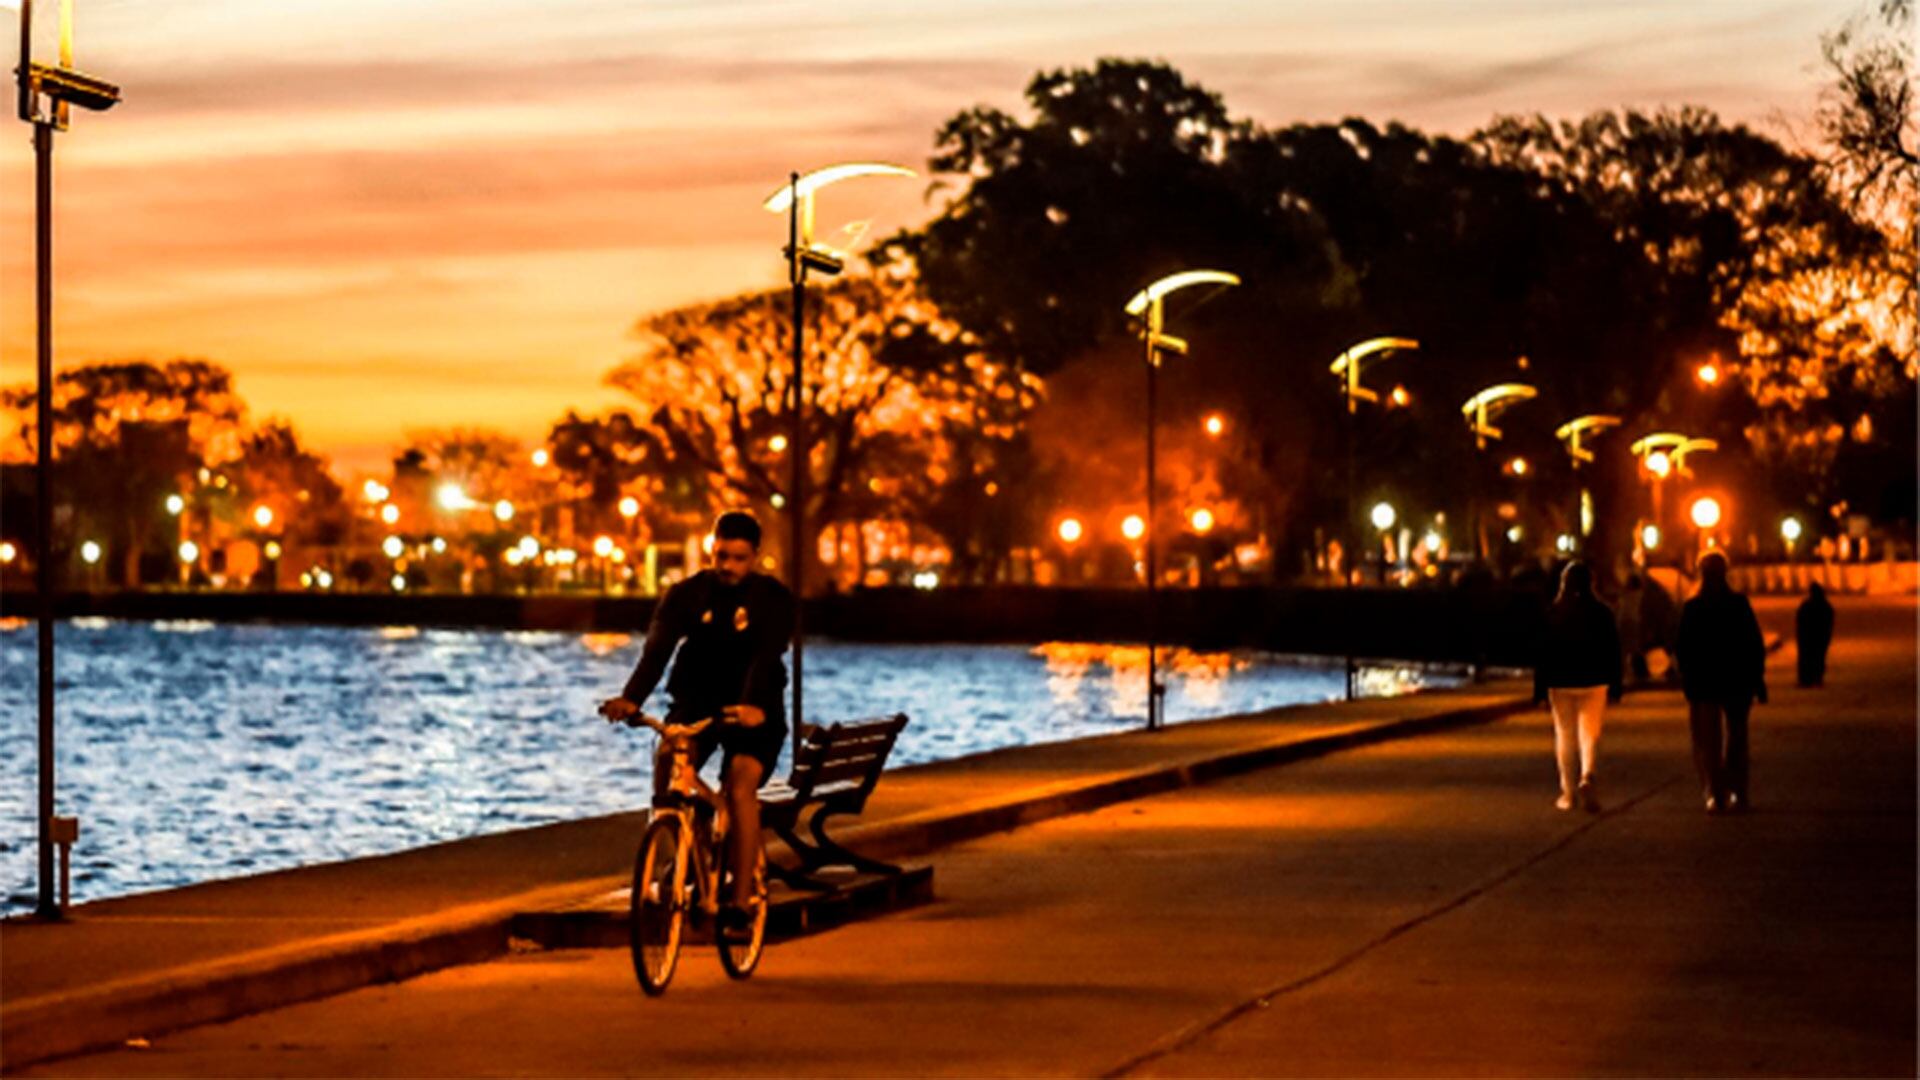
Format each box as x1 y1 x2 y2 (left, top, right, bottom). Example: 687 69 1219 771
1532 562 1623 812
1676 551 1768 814
1795 583 1835 687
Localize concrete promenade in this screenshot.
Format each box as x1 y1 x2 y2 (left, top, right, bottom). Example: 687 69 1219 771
3 653 1530 1069
9 596 1915 1076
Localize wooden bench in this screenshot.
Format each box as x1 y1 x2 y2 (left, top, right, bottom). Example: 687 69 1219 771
759 713 909 889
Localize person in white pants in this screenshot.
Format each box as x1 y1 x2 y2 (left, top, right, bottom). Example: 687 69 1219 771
1532 563 1624 812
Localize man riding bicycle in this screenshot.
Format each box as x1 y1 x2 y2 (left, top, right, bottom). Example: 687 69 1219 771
600 510 794 933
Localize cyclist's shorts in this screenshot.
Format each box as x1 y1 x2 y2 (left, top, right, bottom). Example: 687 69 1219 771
673 707 787 781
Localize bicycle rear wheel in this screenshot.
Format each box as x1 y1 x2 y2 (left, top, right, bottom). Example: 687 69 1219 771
716 848 767 979
630 816 686 996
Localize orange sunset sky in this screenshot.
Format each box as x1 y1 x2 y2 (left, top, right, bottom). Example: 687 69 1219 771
0 1 1852 475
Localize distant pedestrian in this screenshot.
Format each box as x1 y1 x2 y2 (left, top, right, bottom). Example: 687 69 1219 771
1676 551 1768 814
1533 562 1623 812
1795 584 1835 688
1618 574 1648 682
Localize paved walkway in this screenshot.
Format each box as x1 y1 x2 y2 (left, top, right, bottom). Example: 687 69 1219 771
3 653 1530 1069
17 596 1913 1076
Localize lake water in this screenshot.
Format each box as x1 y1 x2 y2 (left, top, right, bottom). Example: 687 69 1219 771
0 619 1457 911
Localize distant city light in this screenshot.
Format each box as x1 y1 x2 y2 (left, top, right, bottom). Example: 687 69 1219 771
1190 508 1215 535
300 572 313 588
592 535 615 558
430 537 448 554
1506 525 1524 543
1690 496 1723 529
80 541 102 565
1370 502 1396 531
1555 534 1576 554
494 500 514 523
0 542 15 564
382 536 405 559
1781 517 1804 543
1644 451 1673 479
264 541 283 560
1203 414 1225 437
1423 531 1443 554
1121 515 1146 541
1388 384 1411 408
178 541 199 564
505 549 526 567
1057 517 1084 544
769 434 789 454
984 482 1000 497
315 569 335 589
391 574 407 592
1508 457 1528 476
517 535 541 558
1697 362 1721 386
380 504 401 525
361 480 389 504
531 449 550 468
1641 524 1662 550
618 496 640 519
165 493 186 516
435 483 474 512
912 570 939 590
770 493 786 509
252 505 274 529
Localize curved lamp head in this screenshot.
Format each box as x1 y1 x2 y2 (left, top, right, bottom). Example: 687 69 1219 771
1329 336 1419 376
1628 432 1688 458
1554 414 1622 464
762 162 915 214
1461 383 1537 447
1124 270 1240 317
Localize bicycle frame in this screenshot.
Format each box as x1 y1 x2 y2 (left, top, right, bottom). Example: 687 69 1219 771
636 715 730 918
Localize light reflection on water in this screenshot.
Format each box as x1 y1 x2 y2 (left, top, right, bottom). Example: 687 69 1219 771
0 620 1455 910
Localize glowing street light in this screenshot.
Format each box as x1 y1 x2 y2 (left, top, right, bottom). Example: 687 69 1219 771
1057 517 1084 544
251 505 274 529
1 541 15 563
516 535 540 559
768 434 789 454
380 504 400 525
1370 502 1397 531
382 535 405 559
16 0 120 918
592 535 615 558
1506 457 1529 477
1330 337 1420 414
435 482 474 512
79 539 99 564
165 493 186 516
1460 383 1537 449
1203 413 1225 438
361 479 389 503
1781 516 1804 550
764 161 916 745
1641 523 1662 551
1690 496 1723 530
1121 515 1146 542
1555 414 1621 549
263 541 282 561
530 448 550 468
1190 508 1215 535
1124 268 1240 731
493 499 514 523
1696 361 1721 386
618 496 640 520
178 540 199 564
1644 450 1673 479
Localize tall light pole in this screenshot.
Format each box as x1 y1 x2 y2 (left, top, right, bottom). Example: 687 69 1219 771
1329 336 1418 700
1123 270 1239 731
13 0 120 920
761 162 912 753
1554 414 1621 554
1629 432 1688 562
1460 383 1537 561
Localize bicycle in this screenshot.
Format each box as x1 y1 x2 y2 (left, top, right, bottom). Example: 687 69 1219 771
606 710 768 996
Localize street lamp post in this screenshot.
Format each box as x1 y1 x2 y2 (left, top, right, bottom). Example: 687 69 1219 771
1460 383 1538 561
1554 414 1621 554
1628 432 1692 563
1123 270 1239 731
762 163 912 752
14 0 120 920
1329 336 1418 700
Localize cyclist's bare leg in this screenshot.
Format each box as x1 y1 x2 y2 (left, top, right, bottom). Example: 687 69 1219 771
723 755 764 908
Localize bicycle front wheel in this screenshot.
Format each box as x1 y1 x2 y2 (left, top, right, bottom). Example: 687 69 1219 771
630 816 686 996
716 848 767 980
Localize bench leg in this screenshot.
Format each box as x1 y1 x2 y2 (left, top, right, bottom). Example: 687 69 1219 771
765 821 835 891
807 809 901 878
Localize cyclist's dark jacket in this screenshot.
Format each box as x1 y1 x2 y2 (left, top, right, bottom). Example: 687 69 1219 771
621 570 793 719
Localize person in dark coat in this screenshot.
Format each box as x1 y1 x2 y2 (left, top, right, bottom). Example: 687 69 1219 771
1532 562 1623 812
1676 551 1768 814
1795 583 1835 687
